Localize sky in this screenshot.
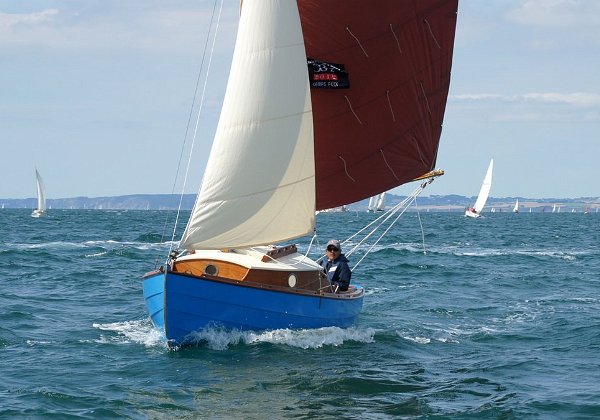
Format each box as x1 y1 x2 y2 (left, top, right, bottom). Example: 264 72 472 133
1 0 599 200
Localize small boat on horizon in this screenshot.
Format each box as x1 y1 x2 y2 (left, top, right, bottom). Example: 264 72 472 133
31 169 47 218
465 158 493 218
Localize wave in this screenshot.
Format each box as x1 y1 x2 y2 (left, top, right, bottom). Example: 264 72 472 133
92 320 376 351
92 319 164 348
2 239 176 253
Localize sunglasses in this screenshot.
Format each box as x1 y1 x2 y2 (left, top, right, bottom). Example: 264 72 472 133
327 246 339 252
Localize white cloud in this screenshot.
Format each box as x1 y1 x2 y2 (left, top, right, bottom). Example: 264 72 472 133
0 4 239 52
0 9 59 28
508 0 600 27
451 93 600 107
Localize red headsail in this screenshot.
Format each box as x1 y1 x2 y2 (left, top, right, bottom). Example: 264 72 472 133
298 0 458 210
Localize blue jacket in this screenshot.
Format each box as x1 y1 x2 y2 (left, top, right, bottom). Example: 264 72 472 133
319 254 352 291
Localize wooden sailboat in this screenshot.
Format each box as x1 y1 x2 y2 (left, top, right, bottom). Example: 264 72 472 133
31 169 47 218
142 0 458 345
465 158 493 218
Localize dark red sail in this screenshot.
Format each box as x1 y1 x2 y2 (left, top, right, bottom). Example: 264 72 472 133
298 0 458 210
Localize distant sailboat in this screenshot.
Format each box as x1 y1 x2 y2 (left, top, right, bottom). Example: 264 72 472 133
320 205 348 213
552 204 556 213
367 196 376 212
513 199 519 213
31 169 47 218
465 158 493 218
376 192 386 212
366 192 386 212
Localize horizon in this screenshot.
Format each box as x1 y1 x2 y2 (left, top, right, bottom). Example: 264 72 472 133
2 191 599 203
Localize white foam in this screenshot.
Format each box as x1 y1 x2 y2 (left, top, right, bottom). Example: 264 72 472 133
92 319 164 347
186 326 377 351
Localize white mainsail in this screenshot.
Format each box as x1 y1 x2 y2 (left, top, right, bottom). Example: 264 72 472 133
376 192 386 211
36 169 46 212
367 196 376 212
31 169 47 217
473 159 493 213
180 1 314 250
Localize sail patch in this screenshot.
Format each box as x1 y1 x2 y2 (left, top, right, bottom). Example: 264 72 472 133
307 58 350 89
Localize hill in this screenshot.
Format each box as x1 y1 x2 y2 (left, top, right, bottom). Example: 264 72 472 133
1 194 599 212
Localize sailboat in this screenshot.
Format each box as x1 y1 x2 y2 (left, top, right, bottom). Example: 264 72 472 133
142 0 458 345
465 158 493 218
31 169 47 218
513 199 519 213
367 192 386 212
367 196 376 212
376 192 386 212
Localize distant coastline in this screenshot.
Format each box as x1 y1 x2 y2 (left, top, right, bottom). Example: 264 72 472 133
1 194 599 212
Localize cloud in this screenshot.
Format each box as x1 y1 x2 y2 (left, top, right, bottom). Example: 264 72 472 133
451 93 600 107
507 0 600 27
0 4 239 52
0 9 59 28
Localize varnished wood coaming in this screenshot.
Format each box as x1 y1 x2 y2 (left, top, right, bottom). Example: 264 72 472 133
170 259 361 298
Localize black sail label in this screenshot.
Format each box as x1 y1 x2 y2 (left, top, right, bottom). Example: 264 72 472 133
307 58 350 89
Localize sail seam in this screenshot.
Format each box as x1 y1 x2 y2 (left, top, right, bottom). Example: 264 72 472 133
198 174 315 203
380 149 400 181
345 26 369 57
338 155 356 182
344 96 362 124
423 18 441 49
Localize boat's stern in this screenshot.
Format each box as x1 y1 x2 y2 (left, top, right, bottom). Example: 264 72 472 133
142 269 166 330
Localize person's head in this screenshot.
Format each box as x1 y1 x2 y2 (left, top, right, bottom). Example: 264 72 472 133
326 239 341 259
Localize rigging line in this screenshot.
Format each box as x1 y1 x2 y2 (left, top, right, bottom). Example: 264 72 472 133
345 188 419 257
344 191 415 250
155 0 221 266
351 194 418 270
170 0 224 252
353 184 430 271
345 26 369 57
346 204 404 259
414 196 427 255
290 232 319 266
271 233 319 267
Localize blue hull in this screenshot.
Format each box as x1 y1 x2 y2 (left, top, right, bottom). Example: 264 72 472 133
142 270 364 345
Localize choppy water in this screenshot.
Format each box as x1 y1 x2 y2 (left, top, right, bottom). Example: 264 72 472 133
1 209 599 418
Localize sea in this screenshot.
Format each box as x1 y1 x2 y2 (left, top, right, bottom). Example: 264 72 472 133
1 208 599 419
